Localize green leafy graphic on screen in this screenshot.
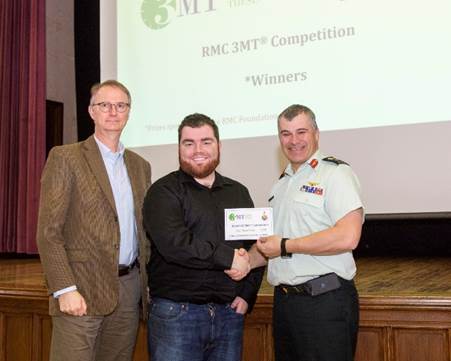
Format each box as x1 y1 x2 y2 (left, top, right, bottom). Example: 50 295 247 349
141 0 176 30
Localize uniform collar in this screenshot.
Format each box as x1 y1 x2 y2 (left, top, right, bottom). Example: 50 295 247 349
283 150 323 177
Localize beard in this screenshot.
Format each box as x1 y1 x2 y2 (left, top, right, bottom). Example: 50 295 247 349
179 151 220 179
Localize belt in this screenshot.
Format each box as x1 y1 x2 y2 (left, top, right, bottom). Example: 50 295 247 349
118 259 139 277
278 284 309 295
277 273 342 296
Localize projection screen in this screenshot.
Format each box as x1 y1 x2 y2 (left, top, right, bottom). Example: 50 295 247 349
100 0 451 215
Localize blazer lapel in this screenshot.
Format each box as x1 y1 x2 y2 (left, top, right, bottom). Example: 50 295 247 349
82 136 117 215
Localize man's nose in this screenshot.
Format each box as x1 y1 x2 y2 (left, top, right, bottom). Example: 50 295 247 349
289 134 300 144
108 104 118 114
194 142 203 152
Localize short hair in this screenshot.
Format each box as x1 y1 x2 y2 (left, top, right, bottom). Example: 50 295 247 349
178 113 220 143
90 79 131 105
278 104 318 130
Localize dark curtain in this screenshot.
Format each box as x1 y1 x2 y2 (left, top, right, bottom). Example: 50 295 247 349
74 0 99 140
0 0 46 253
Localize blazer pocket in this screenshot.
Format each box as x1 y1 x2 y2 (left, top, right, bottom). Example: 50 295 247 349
66 249 89 262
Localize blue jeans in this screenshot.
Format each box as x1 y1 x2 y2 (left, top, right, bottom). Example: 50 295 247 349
148 298 244 361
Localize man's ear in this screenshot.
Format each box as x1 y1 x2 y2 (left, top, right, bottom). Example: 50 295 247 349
88 105 94 119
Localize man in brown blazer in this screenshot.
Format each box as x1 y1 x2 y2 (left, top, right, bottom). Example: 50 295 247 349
37 80 151 361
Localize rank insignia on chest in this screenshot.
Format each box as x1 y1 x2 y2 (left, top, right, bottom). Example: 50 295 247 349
300 184 324 196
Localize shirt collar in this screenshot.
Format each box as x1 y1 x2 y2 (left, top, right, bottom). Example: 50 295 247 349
94 135 125 161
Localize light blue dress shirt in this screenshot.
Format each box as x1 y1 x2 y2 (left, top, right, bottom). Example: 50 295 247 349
95 136 138 266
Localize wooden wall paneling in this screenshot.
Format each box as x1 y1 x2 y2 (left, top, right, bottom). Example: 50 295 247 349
393 328 449 361
41 316 52 361
265 321 274 361
448 329 451 361
0 312 5 361
32 314 52 361
242 323 269 361
355 326 387 361
243 296 274 361
387 326 394 361
32 314 41 361
4 312 33 361
133 322 148 361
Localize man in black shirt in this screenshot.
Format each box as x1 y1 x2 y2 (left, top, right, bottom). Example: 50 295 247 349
143 113 264 361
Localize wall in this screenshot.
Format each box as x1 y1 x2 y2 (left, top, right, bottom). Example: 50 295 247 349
46 0 77 144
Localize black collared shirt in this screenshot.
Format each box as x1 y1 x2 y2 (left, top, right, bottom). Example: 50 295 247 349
143 169 264 309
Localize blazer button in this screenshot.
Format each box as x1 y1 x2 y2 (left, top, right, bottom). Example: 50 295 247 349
114 244 119 249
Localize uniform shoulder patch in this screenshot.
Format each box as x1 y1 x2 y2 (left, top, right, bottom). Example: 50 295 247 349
322 156 349 166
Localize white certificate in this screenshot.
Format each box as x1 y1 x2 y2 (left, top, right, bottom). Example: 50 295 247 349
224 207 273 240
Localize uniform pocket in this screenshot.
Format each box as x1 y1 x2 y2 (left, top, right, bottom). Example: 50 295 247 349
292 191 324 213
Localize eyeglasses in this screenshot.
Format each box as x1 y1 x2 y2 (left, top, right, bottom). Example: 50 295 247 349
91 102 130 113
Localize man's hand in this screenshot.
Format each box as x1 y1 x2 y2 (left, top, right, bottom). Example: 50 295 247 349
58 290 87 316
224 248 250 281
257 235 283 259
230 296 248 315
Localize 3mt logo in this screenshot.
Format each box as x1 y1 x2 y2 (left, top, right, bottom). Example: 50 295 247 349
141 0 216 30
228 213 236 221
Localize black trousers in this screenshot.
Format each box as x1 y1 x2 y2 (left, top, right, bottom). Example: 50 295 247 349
273 278 359 361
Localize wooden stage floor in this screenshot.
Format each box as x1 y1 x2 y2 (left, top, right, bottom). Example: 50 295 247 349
1 256 450 299
260 257 451 298
1 256 451 361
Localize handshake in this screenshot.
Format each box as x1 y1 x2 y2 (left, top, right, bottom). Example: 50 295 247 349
224 248 252 281
224 235 285 281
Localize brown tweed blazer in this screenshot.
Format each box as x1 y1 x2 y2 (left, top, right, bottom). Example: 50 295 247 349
36 135 151 317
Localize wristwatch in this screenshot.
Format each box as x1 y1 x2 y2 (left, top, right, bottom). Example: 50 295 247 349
280 238 292 259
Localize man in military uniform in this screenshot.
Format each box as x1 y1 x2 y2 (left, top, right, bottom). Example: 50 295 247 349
237 104 364 361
